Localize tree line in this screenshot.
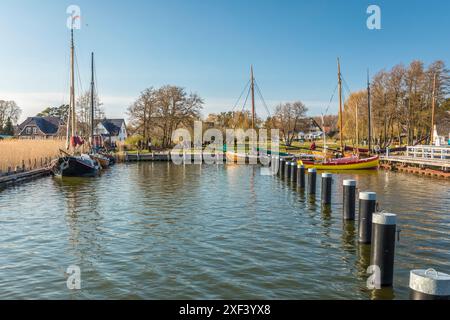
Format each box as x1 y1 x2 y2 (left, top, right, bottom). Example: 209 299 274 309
343 60 449 147
127 85 203 147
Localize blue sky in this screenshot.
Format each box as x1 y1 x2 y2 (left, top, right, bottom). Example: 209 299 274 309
0 0 449 122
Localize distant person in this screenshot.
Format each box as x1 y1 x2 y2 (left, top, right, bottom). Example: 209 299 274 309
310 142 316 151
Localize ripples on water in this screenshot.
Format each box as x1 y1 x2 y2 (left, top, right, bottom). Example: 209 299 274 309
0 163 448 299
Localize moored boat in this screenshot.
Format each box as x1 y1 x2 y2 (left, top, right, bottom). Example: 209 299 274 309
53 154 100 177
53 25 100 178
298 155 379 170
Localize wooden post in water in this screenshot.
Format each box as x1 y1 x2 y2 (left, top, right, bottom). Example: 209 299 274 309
307 168 317 195
297 165 305 189
290 162 297 183
370 212 397 287
321 173 332 205
343 180 356 220
284 161 291 180
279 158 285 178
358 192 377 243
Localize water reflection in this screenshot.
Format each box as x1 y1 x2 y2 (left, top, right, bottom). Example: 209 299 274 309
342 221 356 254
369 287 396 300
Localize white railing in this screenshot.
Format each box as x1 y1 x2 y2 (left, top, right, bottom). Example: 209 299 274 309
407 145 450 161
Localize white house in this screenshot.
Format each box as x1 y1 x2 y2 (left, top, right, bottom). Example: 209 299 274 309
95 119 128 144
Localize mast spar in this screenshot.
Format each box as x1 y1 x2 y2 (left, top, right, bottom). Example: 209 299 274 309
337 58 344 154
90 52 95 148
69 27 76 152
355 102 359 151
367 70 372 154
430 73 437 145
250 65 255 130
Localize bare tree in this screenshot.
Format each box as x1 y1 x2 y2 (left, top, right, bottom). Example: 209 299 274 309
127 88 158 142
127 86 203 147
77 91 104 137
274 101 308 146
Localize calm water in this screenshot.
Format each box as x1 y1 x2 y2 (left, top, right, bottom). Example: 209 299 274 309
0 163 449 299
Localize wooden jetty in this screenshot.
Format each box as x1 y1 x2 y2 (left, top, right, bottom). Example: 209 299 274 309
380 146 450 178
119 152 171 162
0 168 52 188
119 151 228 163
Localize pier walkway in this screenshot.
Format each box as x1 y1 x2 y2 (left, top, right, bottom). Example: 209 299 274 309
380 145 450 178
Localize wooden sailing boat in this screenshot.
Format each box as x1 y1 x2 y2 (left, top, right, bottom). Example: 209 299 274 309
52 27 100 177
298 59 379 170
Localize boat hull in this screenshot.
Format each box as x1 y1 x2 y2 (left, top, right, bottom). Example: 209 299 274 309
53 156 100 177
226 151 259 164
299 156 380 170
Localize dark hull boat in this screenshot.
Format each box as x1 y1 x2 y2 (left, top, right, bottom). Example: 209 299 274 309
53 155 100 177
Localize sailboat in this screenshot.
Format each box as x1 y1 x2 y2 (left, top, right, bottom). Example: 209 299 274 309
298 59 379 170
88 52 110 168
52 27 100 177
225 66 261 163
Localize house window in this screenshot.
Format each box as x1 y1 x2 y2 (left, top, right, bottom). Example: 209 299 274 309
33 127 38 135
26 127 31 134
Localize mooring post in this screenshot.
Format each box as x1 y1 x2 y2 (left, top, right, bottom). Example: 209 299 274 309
275 156 280 176
358 192 377 243
409 269 450 300
290 161 297 182
285 161 291 180
307 168 317 195
279 158 285 178
321 173 332 205
370 212 397 287
297 165 305 189
343 180 356 220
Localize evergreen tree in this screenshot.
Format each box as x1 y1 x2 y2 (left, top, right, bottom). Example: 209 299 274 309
3 117 14 135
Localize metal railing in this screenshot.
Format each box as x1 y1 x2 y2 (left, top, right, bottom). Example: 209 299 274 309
406 146 450 160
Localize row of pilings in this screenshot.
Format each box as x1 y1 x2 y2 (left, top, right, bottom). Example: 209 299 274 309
273 155 449 300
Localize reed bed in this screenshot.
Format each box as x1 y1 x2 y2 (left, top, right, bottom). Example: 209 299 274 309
0 139 66 173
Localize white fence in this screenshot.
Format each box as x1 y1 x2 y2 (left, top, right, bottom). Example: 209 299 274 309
407 146 450 160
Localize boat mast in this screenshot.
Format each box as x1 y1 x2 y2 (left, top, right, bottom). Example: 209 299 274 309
337 58 344 154
251 65 255 130
90 52 95 149
355 102 359 152
430 73 437 145
70 27 76 149
367 70 372 154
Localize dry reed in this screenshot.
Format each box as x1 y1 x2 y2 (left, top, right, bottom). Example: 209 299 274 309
0 139 66 173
